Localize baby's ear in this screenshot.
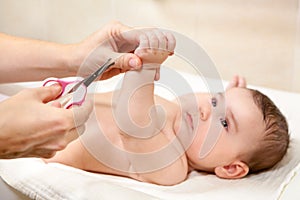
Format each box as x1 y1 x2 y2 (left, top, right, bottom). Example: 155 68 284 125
226 75 247 91
214 161 249 179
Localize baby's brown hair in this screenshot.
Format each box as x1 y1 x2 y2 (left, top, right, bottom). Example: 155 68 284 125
246 89 289 173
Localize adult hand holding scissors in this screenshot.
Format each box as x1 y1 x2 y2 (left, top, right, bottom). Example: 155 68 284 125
0 85 92 159
0 59 115 159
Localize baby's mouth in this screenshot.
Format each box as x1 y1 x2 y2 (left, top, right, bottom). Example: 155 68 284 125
186 113 194 131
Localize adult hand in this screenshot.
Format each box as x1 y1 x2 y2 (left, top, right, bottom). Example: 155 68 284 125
0 85 92 159
70 21 175 80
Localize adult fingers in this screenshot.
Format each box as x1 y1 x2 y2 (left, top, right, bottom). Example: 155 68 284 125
164 31 176 54
113 53 142 72
119 26 142 46
135 33 150 56
32 85 62 103
153 30 169 80
71 99 93 127
26 148 57 158
100 68 122 80
64 125 86 144
0 146 56 159
147 31 159 51
155 30 167 51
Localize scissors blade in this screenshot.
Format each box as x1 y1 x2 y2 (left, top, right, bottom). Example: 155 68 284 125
82 58 115 87
68 58 115 94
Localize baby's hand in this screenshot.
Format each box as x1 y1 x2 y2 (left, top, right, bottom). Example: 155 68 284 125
226 75 247 91
134 29 175 79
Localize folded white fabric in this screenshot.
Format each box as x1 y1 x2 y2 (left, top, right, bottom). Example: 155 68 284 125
0 159 157 200
0 138 299 200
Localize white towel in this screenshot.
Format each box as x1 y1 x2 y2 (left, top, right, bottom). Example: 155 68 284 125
0 138 299 200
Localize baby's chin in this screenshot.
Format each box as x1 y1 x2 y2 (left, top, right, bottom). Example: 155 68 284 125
187 159 214 174
173 114 196 141
186 157 203 172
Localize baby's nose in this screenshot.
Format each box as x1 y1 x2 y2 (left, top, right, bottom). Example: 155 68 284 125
199 106 210 121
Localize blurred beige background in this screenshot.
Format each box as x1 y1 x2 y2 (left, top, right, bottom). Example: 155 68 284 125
0 0 299 92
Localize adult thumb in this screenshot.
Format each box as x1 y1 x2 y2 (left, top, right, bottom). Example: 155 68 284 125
35 84 62 103
115 53 142 72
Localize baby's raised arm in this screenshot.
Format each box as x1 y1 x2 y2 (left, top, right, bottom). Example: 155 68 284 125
114 30 188 185
115 29 175 138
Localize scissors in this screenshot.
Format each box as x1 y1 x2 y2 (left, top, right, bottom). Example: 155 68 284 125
43 58 115 109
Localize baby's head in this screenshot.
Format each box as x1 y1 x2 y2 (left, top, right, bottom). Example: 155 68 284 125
181 87 289 179
243 89 289 173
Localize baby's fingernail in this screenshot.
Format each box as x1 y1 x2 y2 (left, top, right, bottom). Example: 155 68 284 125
129 59 138 68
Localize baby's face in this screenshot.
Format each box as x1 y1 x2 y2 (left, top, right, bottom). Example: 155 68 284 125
176 87 265 172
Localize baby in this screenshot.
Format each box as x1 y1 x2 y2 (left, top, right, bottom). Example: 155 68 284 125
46 31 289 186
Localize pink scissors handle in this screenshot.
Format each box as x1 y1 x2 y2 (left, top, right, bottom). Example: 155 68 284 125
43 77 82 97
63 83 87 109
42 77 86 109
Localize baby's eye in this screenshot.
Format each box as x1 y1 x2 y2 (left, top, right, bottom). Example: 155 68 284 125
211 97 217 107
220 118 228 129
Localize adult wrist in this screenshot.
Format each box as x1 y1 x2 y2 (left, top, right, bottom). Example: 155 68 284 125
64 43 86 76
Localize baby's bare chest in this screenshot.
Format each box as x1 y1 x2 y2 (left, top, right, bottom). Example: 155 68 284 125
94 101 176 149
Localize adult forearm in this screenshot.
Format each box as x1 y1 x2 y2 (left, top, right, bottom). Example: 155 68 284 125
0 33 77 83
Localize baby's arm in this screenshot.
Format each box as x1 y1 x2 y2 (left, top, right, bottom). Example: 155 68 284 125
114 30 188 185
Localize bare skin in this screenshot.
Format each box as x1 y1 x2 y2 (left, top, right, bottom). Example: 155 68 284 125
45 28 264 186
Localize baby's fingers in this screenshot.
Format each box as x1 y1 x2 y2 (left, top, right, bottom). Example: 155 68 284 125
155 30 167 51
